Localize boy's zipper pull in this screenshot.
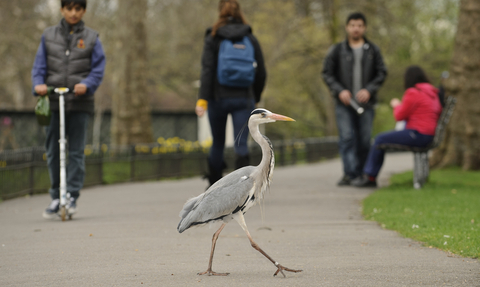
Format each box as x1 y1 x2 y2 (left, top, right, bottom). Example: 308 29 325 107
66 50 70 56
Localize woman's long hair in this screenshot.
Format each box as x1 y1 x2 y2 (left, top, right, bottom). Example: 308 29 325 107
404 65 430 90
211 0 248 36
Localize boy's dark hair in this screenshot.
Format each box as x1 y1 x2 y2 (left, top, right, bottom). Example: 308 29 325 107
404 65 430 90
346 12 367 26
61 0 87 9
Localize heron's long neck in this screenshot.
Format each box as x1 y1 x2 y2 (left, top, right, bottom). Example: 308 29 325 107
249 122 274 188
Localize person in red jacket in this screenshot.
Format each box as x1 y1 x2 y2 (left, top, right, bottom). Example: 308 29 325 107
352 66 442 187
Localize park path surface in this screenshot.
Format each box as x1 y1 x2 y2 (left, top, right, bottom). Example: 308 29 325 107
0 153 479 287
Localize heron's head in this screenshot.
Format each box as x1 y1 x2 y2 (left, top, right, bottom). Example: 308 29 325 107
249 108 295 125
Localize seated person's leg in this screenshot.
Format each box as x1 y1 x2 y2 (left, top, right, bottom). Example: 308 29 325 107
353 129 415 187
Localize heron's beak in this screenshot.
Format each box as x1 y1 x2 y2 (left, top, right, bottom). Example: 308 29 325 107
269 113 295 122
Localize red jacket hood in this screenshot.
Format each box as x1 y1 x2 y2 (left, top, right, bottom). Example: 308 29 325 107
414 83 438 99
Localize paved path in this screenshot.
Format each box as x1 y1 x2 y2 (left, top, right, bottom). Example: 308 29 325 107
0 153 478 286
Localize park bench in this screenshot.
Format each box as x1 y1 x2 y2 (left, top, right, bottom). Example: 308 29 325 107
377 96 457 189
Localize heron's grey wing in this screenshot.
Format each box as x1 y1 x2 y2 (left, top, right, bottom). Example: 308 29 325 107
177 166 255 233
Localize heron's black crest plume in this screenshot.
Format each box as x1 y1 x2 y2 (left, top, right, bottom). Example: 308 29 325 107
251 108 269 115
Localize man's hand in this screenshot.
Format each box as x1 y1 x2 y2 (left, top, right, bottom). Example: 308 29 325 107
390 98 401 108
35 84 48 96
355 89 371 103
74 83 87 97
339 90 352 106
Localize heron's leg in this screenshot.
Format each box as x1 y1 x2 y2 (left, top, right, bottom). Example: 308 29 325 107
234 213 302 277
198 223 229 276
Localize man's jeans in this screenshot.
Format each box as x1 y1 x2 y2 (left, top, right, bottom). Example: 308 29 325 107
335 104 374 179
364 129 433 177
45 111 89 200
207 97 255 171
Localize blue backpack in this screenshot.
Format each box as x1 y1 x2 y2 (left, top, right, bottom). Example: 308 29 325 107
217 36 257 88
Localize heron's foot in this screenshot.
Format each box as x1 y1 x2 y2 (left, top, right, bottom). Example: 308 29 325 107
273 262 302 278
198 270 230 276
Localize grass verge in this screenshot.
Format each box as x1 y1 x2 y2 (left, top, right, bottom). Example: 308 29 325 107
363 168 480 258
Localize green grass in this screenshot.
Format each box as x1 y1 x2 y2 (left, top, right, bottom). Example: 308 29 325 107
363 168 480 258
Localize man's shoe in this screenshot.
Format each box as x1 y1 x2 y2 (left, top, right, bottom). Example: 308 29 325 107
351 175 377 188
337 175 351 186
42 199 60 219
66 197 77 215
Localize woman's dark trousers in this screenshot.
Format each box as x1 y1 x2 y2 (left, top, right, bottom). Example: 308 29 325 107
207 97 255 185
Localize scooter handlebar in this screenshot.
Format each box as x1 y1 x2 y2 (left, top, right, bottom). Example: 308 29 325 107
54 87 69 94
34 86 70 96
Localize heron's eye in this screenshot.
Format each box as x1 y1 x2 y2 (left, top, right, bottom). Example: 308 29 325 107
261 113 266 118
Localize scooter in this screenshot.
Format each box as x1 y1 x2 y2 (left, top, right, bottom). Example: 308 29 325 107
54 87 72 221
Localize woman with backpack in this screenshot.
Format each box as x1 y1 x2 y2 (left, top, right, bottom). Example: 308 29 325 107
352 66 442 187
196 0 267 187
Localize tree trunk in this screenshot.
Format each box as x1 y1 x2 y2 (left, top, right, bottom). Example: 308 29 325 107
111 0 153 146
430 0 480 170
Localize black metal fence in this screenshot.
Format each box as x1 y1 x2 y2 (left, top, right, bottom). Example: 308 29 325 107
0 137 338 200
0 110 198 149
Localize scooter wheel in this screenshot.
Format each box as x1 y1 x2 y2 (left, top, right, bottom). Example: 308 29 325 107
60 206 66 221
68 215 72 220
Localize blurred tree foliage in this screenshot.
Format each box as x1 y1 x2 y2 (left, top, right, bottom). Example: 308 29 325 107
0 0 459 141
0 0 51 109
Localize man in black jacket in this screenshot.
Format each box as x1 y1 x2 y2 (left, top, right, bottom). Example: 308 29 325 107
322 12 387 186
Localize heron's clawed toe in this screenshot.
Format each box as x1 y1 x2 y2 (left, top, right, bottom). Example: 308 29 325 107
273 264 303 278
198 270 230 276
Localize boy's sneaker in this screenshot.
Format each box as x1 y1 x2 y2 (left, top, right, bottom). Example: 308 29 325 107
66 197 77 215
42 199 60 219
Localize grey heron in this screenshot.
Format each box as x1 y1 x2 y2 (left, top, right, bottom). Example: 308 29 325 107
177 108 302 277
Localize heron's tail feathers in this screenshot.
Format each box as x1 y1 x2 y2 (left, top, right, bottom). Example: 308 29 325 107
177 194 203 233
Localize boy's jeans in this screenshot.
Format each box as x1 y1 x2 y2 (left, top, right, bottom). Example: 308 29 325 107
45 111 89 200
207 97 255 171
335 104 374 179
